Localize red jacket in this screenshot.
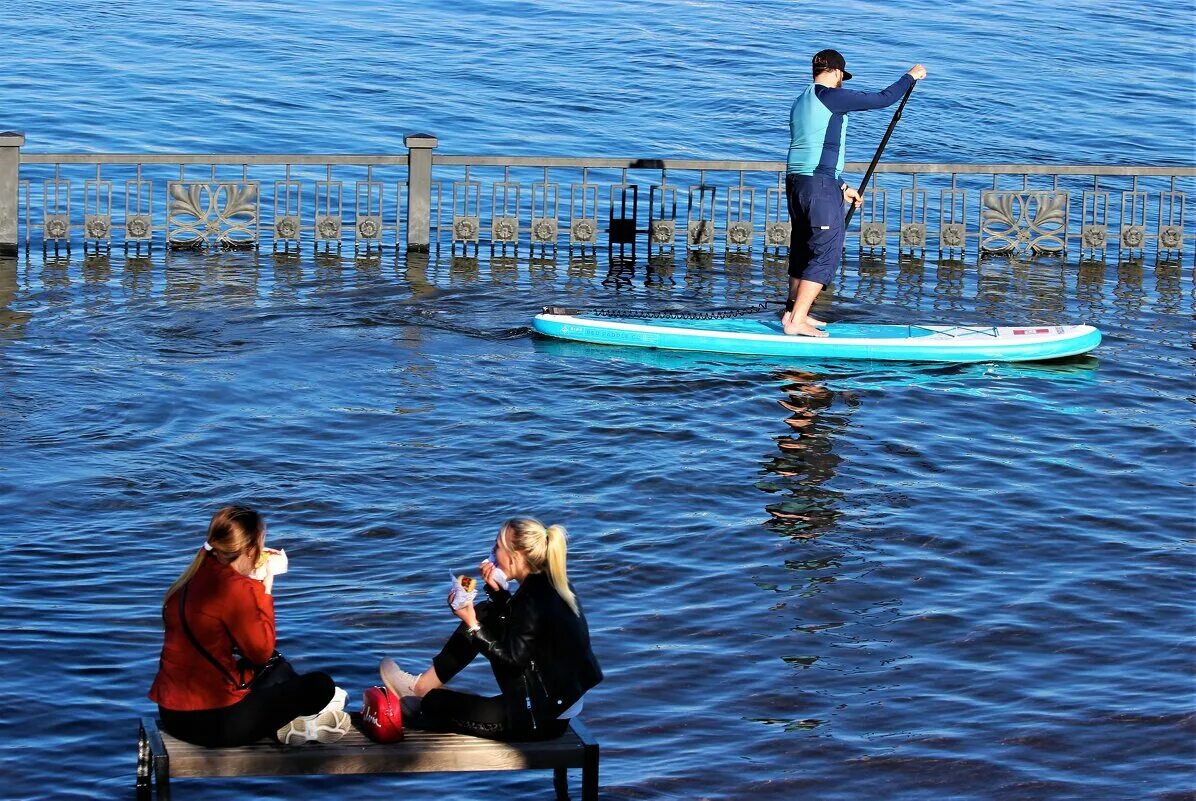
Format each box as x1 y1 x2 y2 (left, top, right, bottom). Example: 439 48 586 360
148 553 276 711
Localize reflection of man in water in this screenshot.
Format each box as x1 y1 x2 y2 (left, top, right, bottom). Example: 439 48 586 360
782 50 927 337
765 370 843 537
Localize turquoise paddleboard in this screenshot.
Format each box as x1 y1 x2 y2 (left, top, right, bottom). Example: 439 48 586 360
532 312 1101 363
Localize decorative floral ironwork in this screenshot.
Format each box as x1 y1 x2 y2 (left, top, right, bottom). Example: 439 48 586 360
940 223 965 249
571 219 596 243
492 217 517 241
900 223 925 248
1081 225 1107 250
316 216 340 240
1159 226 1182 250
1120 225 1145 249
357 217 381 239
84 215 110 240
860 223 885 248
454 216 479 241
687 220 713 246
650 219 675 244
980 191 1068 254
275 216 300 240
44 216 69 240
727 221 752 246
167 182 258 247
765 221 790 247
532 219 557 242
126 215 151 239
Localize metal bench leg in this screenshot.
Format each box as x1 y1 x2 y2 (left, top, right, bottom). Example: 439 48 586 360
153 753 171 800
582 744 599 801
135 722 152 800
554 766 569 800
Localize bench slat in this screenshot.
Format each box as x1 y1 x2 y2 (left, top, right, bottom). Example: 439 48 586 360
158 714 587 778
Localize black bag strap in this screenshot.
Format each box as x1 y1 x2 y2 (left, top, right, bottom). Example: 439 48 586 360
179 583 247 690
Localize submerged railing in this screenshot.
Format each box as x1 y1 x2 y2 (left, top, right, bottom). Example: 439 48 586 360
1 131 1192 262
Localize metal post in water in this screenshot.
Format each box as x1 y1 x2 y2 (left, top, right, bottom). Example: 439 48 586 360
0 131 24 256
404 133 438 251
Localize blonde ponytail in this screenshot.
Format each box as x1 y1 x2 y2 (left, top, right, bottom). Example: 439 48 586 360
501 517 580 616
544 524 578 616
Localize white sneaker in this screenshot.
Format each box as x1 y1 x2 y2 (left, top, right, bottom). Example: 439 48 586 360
276 709 352 745
318 686 348 715
379 657 419 698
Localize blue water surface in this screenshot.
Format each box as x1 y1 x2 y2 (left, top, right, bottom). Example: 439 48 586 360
0 1 1193 800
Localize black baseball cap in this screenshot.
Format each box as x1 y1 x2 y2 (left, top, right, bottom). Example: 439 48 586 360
813 49 852 81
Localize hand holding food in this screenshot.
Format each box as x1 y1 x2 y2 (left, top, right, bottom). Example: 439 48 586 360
249 547 288 582
448 573 478 610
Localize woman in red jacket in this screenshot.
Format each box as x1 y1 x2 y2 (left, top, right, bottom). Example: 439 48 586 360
149 506 350 747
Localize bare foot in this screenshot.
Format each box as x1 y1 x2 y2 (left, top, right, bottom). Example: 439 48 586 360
783 319 829 337
807 316 827 328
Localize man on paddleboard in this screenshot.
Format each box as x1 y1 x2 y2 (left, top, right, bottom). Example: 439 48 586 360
783 50 927 337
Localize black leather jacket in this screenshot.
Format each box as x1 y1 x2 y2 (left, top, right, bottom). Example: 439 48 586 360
470 572 602 724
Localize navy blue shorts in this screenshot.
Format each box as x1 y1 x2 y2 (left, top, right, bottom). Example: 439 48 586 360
786 173 845 286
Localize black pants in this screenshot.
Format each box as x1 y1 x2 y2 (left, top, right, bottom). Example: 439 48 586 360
420 604 568 742
159 671 335 747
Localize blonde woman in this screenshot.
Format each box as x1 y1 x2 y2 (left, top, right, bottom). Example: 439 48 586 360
381 517 603 741
149 506 350 746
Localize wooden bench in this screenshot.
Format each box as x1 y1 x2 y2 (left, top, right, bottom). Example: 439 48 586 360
136 714 598 800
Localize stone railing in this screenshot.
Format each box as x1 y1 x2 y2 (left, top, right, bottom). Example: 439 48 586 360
2 131 1192 261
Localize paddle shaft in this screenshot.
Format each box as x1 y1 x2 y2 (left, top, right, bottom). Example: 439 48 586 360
844 80 917 227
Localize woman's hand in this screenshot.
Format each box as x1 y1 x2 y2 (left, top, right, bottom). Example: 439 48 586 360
448 589 479 629
480 559 500 591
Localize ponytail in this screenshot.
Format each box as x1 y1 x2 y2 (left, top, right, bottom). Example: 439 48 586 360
163 505 265 608
544 524 578 616
501 517 580 617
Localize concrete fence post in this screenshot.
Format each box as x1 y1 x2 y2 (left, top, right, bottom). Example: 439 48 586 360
404 133 438 251
0 131 24 256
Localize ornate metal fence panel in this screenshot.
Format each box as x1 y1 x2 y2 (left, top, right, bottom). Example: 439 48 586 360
1158 190 1184 255
687 183 715 250
569 177 598 248
273 169 302 248
1081 188 1110 257
648 182 678 252
354 170 384 250
451 175 481 246
43 172 71 249
124 168 153 249
980 190 1068 255
491 177 520 248
726 180 755 251
314 173 343 247
1119 188 1148 257
939 187 967 254
167 166 259 249
899 184 927 253
530 171 559 248
84 167 113 248
860 188 888 252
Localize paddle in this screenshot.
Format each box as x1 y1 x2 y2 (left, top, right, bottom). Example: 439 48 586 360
844 79 917 227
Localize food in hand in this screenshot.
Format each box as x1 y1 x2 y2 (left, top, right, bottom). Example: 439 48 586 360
449 573 479 610
249 548 288 581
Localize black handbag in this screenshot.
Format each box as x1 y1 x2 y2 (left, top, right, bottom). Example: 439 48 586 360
179 584 296 691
